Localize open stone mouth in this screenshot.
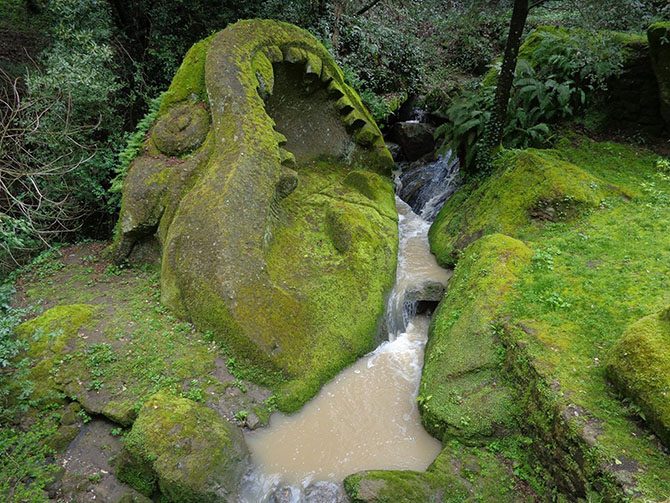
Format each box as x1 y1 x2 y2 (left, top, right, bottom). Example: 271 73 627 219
113 18 400 416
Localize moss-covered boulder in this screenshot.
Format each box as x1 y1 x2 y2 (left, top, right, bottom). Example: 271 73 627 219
429 149 619 267
114 20 397 411
648 22 670 124
420 234 531 444
14 304 96 403
605 307 670 447
344 441 528 502
117 392 249 502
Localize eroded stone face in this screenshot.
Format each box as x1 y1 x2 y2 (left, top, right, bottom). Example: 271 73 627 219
114 20 398 411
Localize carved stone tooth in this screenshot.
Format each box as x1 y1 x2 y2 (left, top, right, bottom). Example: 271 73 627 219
263 45 283 62
283 46 308 64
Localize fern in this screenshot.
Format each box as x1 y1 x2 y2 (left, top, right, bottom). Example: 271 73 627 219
436 28 627 172
109 93 164 197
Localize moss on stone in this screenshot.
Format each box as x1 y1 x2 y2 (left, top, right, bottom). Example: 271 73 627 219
116 20 398 411
648 21 670 124
420 234 531 444
493 136 670 498
159 35 214 113
151 103 210 156
605 307 670 447
118 392 249 502
344 441 529 502
428 149 619 267
15 304 96 403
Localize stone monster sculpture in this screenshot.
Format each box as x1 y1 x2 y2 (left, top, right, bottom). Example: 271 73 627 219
114 20 398 411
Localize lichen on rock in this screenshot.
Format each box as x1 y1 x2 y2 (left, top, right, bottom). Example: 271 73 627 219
113 20 398 411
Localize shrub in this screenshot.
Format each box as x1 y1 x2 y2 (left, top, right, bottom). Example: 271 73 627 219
436 27 626 172
1 0 122 273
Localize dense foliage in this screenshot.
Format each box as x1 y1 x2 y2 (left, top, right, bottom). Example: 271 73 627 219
0 0 668 272
436 27 630 171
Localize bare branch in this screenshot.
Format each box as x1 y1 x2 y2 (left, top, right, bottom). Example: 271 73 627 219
0 69 97 268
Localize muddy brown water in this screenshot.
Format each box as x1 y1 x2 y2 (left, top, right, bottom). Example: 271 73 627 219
242 199 449 500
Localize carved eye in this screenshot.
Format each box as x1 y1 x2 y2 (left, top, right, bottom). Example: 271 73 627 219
152 103 210 156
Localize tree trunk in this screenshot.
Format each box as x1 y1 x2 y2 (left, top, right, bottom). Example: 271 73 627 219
488 0 530 147
332 1 345 54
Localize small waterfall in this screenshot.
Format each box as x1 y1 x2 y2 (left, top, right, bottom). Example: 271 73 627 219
384 198 451 339
241 152 459 503
396 150 460 222
386 151 460 337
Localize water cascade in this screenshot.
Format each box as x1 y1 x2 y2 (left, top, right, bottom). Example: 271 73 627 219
242 155 459 502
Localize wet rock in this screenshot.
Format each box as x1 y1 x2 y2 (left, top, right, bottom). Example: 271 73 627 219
269 485 298 503
404 280 447 305
245 411 261 430
304 481 349 502
385 141 402 161
389 121 436 161
397 154 459 220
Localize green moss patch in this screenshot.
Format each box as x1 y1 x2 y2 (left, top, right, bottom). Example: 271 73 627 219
15 304 96 404
429 148 618 267
606 307 670 447
118 392 248 502
344 440 537 502
13 243 272 430
431 135 670 499
420 234 531 444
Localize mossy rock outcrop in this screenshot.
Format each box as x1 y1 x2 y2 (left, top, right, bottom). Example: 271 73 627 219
606 307 670 447
428 149 619 267
420 234 531 444
113 20 398 411
14 304 96 404
117 392 249 502
648 22 670 124
344 441 528 502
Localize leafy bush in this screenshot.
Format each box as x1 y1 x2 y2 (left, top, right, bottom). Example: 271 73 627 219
437 27 626 172
1 0 122 273
0 284 25 372
436 7 509 75
337 15 423 97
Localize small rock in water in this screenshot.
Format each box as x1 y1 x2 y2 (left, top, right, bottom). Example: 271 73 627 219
389 121 436 161
385 141 402 161
269 486 298 503
304 481 348 503
245 412 261 430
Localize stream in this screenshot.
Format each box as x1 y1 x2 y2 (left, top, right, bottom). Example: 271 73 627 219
241 155 459 502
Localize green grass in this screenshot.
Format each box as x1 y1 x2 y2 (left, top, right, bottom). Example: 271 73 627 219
505 137 670 497
430 135 670 498
0 241 280 499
